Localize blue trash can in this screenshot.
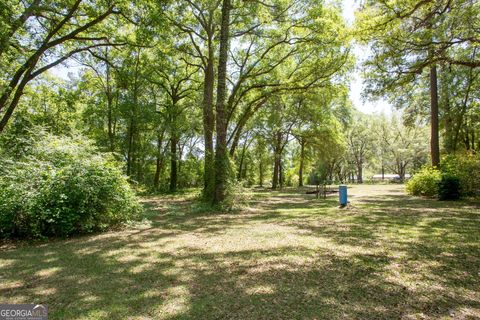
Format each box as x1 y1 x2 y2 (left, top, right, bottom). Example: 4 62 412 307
339 185 348 207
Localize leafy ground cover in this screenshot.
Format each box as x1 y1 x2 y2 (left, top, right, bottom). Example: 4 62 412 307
1 185 479 319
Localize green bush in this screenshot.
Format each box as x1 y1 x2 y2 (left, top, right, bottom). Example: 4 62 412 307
438 174 461 200
0 131 140 238
441 153 480 197
406 166 442 197
406 154 480 200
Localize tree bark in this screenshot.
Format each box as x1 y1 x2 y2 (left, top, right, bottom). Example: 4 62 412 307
105 59 116 152
154 155 162 190
237 141 248 181
272 154 280 190
202 38 216 200
430 64 440 167
272 131 282 190
357 164 363 183
212 0 231 204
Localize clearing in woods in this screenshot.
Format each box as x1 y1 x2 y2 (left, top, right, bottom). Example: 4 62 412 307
1 184 479 319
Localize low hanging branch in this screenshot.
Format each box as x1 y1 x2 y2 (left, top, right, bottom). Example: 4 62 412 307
0 2 123 133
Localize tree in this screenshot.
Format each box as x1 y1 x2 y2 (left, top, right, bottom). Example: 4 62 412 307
212 0 232 203
0 0 127 133
291 86 350 186
77 47 120 152
150 52 198 192
166 0 221 199
0 0 353 201
439 60 480 153
169 0 351 203
346 115 374 183
373 114 429 181
356 0 480 166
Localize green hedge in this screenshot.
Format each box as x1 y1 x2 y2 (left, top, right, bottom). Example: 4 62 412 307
0 132 140 238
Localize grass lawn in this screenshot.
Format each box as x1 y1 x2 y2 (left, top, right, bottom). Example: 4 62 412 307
1 185 479 319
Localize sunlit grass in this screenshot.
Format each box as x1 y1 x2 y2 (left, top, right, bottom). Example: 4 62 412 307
1 185 479 319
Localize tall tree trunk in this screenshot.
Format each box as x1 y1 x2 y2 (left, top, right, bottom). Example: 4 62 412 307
237 141 248 180
400 163 406 182
106 60 115 152
430 64 440 167
178 139 184 182
357 164 363 183
272 132 282 189
154 157 162 190
202 39 215 200
169 135 178 192
212 0 231 204
272 154 280 189
154 134 165 190
298 139 305 187
0 72 31 133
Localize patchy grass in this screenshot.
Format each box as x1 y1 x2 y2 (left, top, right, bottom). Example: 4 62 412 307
1 185 479 319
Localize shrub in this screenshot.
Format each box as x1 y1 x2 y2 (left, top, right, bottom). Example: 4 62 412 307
223 180 252 211
217 157 251 211
441 153 480 197
406 166 442 197
0 131 140 238
438 174 461 200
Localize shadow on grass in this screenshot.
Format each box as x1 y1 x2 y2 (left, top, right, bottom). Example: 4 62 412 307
0 243 430 319
0 187 479 319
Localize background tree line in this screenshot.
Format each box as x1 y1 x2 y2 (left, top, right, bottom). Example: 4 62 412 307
0 0 479 207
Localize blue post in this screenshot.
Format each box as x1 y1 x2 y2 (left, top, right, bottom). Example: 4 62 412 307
339 185 348 207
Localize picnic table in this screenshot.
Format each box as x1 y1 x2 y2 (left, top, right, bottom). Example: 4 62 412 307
305 184 339 199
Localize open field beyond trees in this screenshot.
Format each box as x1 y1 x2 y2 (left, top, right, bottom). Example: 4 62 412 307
1 185 479 319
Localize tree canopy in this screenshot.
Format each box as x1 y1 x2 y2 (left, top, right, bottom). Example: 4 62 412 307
0 0 478 206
